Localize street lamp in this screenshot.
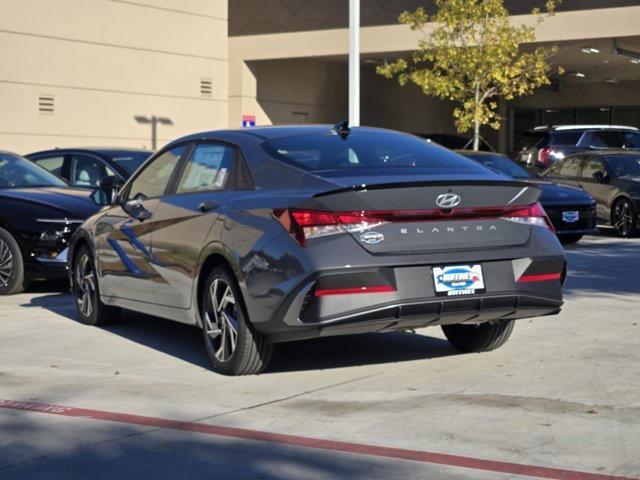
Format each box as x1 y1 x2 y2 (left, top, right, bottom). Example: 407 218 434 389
134 115 173 150
349 0 360 127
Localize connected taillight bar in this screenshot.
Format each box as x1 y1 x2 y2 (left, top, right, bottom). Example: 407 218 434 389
274 202 554 246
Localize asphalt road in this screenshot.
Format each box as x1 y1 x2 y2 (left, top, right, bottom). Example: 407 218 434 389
0 234 638 480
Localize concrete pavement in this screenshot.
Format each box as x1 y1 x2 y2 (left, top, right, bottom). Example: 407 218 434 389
0 234 638 479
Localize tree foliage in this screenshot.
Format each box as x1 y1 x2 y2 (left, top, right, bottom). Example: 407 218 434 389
377 0 562 150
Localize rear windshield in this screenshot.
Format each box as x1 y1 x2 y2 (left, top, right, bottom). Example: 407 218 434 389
262 131 488 174
515 133 545 151
464 154 535 180
108 152 151 175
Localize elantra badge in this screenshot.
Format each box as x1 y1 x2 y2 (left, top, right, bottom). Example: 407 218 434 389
360 231 385 244
436 193 462 208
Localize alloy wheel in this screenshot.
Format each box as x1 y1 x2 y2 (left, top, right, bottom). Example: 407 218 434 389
0 239 13 288
613 200 634 237
204 278 239 362
75 254 96 317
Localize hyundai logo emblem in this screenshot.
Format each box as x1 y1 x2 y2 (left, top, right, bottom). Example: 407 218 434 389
435 193 462 209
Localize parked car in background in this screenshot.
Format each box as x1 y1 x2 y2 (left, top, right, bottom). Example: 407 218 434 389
542 150 640 237
70 125 565 376
514 125 640 170
417 133 494 151
459 151 597 244
0 151 99 295
26 148 151 189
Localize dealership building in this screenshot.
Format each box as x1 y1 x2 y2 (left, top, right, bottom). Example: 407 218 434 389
3 0 640 153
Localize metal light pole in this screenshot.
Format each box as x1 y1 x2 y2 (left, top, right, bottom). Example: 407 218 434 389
349 0 360 127
134 115 173 150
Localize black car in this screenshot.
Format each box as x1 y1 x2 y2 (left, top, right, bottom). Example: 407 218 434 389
514 125 640 170
417 133 494 151
543 150 640 237
459 151 597 244
0 151 99 295
26 148 151 189
69 125 565 376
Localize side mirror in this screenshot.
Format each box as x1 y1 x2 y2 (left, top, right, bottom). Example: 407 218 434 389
90 176 122 206
593 170 609 184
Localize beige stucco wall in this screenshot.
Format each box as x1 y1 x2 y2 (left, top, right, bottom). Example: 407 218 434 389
229 5 640 141
0 0 228 154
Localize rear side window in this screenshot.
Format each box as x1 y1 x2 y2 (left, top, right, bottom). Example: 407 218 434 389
32 155 64 177
176 144 235 193
590 131 623 148
262 131 488 174
550 131 582 147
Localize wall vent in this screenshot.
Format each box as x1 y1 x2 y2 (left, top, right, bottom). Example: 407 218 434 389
39 94 55 115
200 78 212 97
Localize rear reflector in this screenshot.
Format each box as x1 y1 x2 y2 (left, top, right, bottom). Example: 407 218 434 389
517 273 562 283
314 285 395 297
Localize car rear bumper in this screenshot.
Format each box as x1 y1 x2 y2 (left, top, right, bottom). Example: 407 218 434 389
259 256 565 343
544 205 597 235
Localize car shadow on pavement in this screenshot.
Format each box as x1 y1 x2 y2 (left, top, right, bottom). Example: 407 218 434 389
22 293 459 373
0 414 463 480
562 236 640 298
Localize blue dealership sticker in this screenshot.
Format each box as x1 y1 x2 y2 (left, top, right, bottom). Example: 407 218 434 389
433 264 485 296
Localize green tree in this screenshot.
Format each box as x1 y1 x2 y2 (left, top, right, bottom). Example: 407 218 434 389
378 0 562 151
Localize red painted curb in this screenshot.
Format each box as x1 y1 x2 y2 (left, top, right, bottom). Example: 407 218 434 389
0 399 635 480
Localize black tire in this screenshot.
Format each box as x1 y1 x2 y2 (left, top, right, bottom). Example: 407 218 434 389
72 245 120 325
612 198 637 237
0 227 27 295
442 320 515 353
201 266 272 376
559 234 583 245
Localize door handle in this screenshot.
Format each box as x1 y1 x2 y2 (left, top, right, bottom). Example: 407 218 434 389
199 200 220 212
135 209 152 221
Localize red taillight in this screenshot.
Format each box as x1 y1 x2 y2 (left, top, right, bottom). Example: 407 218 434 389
518 273 562 283
538 148 551 166
274 202 554 246
314 285 395 297
500 202 555 232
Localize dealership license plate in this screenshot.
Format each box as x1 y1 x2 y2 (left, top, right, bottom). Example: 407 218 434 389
562 211 580 223
433 264 486 297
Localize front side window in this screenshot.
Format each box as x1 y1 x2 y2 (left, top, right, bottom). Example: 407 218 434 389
127 146 186 202
32 155 65 178
581 157 605 178
176 144 235 193
622 131 640 148
605 155 640 178
590 131 623 148
558 157 581 177
71 154 116 187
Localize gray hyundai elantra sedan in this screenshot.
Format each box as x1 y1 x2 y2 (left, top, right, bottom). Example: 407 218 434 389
69 124 566 375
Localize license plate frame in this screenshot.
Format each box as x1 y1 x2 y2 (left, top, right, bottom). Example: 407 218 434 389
433 264 486 297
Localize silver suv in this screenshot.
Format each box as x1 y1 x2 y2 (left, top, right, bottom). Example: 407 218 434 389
514 125 640 170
